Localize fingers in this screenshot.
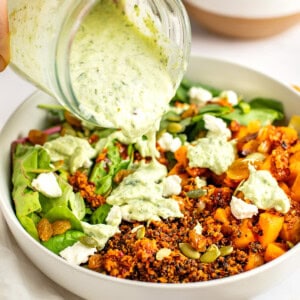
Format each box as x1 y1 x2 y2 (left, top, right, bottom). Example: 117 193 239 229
0 0 10 71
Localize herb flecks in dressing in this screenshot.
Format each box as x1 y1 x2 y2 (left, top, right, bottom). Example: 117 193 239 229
70 0 174 143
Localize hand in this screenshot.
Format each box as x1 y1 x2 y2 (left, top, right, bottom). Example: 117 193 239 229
0 0 9 71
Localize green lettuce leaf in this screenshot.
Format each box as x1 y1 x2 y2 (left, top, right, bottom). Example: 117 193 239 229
45 206 83 232
42 230 85 254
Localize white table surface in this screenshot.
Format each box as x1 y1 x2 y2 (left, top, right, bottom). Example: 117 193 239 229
1 19 300 300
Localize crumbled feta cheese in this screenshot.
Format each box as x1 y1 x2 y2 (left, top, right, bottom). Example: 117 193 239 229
31 172 62 198
105 205 122 227
230 196 258 219
169 103 190 114
203 114 231 138
193 222 203 235
188 86 212 105
156 248 171 261
59 241 97 265
157 132 181 153
220 90 239 106
195 177 207 189
163 175 182 197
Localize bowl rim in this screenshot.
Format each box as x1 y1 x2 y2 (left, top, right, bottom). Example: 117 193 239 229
184 0 300 19
1 54 300 291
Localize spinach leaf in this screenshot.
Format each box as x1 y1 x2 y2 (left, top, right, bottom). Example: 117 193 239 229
42 230 85 254
223 108 283 126
89 140 132 195
37 104 66 122
95 175 113 195
223 98 284 126
174 85 189 102
181 78 221 97
249 97 284 114
90 203 112 225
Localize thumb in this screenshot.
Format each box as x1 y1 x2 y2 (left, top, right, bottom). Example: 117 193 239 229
0 0 10 71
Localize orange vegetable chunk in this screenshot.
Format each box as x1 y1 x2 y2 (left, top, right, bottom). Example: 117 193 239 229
233 219 256 249
214 207 230 225
244 252 264 271
258 212 284 248
174 145 188 167
291 173 300 202
280 215 300 244
264 242 287 262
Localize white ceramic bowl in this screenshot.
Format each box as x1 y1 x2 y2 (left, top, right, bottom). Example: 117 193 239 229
184 0 300 38
1 56 300 300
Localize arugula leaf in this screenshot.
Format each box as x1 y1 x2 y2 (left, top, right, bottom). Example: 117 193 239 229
42 230 85 254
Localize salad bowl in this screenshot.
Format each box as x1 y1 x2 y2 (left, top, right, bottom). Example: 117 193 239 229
1 56 300 299
184 0 300 38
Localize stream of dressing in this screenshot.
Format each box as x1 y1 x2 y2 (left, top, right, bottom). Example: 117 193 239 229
70 0 175 145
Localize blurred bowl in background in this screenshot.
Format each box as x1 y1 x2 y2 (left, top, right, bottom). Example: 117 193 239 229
184 0 300 39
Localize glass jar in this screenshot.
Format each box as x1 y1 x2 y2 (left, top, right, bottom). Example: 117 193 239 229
8 0 191 128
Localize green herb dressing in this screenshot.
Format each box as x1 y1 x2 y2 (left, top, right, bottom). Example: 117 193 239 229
187 136 237 175
106 160 183 221
70 0 174 143
238 164 290 213
43 135 96 173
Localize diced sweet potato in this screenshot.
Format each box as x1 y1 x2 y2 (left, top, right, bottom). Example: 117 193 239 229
258 212 284 248
291 173 300 202
280 215 300 244
234 219 256 249
264 242 287 262
174 145 188 167
214 207 230 225
244 252 264 271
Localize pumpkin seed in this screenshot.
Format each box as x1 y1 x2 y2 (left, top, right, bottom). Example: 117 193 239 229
179 242 200 259
219 245 234 257
186 189 206 199
165 111 181 122
136 226 146 240
79 236 98 248
167 122 184 133
200 244 220 263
